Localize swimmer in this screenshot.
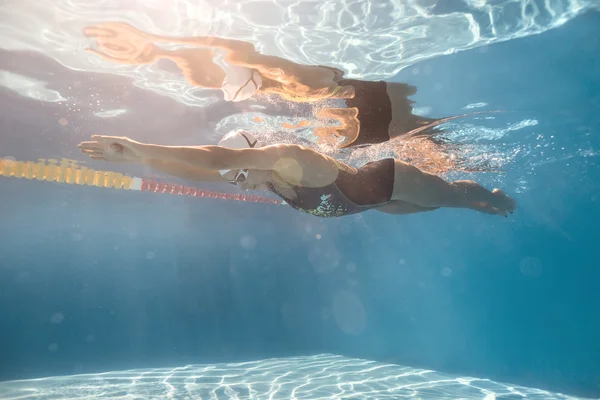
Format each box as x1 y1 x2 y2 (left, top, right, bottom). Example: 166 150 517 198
82 22 445 147
77 130 517 218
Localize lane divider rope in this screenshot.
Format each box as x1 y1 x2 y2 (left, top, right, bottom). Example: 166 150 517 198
0 157 283 205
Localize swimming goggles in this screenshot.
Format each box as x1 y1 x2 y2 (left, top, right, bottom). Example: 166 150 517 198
227 169 249 185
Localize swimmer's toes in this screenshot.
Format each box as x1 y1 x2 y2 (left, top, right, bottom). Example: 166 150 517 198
492 189 517 213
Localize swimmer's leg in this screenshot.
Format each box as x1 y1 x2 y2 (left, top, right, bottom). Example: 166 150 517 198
390 160 517 216
375 200 438 215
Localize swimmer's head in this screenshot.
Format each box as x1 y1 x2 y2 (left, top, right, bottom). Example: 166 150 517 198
218 130 269 190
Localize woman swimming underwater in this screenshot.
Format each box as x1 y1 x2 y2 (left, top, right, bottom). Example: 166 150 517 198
78 130 516 219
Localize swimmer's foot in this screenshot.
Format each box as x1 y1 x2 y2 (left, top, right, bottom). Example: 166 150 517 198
492 189 517 213
472 189 517 217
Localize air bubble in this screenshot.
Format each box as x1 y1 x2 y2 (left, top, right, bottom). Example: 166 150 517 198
50 313 64 324
519 257 543 278
240 235 257 250
332 291 366 336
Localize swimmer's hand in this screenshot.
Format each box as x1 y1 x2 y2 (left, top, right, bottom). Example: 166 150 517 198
78 135 145 163
83 22 159 64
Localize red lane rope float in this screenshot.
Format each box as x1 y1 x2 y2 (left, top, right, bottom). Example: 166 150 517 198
0 156 283 205
139 179 281 204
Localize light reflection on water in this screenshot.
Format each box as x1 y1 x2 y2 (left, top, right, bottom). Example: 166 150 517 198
0 0 595 97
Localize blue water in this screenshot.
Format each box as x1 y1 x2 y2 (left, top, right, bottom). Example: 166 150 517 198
1 2 599 399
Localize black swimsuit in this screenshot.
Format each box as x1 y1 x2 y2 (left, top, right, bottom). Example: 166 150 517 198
336 78 393 147
318 66 441 147
256 66 441 148
266 158 395 218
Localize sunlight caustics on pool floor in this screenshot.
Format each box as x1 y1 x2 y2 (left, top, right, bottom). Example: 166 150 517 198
0 354 590 400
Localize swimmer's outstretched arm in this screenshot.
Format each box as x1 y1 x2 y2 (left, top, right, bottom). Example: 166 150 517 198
84 22 256 54
83 22 351 100
82 22 318 85
78 135 281 170
141 143 286 172
146 33 256 54
78 135 342 186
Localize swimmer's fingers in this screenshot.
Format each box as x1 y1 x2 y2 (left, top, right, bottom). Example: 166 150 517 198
78 146 106 161
78 139 103 146
83 22 146 38
77 141 122 158
82 26 114 39
77 141 104 151
488 206 509 217
472 201 508 217
79 137 129 153
78 147 105 157
78 147 100 154
481 205 505 217
78 147 104 155
493 207 508 217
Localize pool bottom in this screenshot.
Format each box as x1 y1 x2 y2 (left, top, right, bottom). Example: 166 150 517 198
0 354 588 399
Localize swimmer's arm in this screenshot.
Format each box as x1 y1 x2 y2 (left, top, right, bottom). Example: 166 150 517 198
146 33 256 53
139 143 341 185
143 158 225 182
150 34 342 97
225 50 289 69
140 143 293 172
81 135 344 185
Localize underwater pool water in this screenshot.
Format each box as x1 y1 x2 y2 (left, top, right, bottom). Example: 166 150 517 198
1 0 599 399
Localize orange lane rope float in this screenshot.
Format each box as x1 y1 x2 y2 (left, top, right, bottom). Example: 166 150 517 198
0 157 283 205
